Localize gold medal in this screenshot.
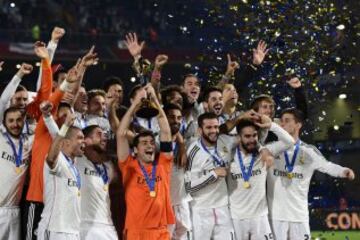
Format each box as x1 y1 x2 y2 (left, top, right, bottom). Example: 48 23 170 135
78 191 81 197
243 181 251 189
15 167 22 174
103 184 108 191
149 191 156 197
287 172 293 179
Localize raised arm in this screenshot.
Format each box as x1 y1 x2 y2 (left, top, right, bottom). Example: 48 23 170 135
26 41 53 120
219 109 259 134
151 54 168 98
66 46 98 107
116 88 146 161
46 113 75 169
40 101 59 139
36 27 65 90
217 54 240 88
0 63 33 121
287 77 308 119
146 84 171 142
261 121 295 157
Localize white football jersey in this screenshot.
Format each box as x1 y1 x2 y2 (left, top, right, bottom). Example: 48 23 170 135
184 134 237 209
76 156 116 225
267 141 348 222
227 122 294 219
39 152 81 234
0 126 33 207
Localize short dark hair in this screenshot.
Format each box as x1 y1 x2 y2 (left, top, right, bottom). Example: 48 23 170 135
58 102 72 112
133 130 155 147
198 112 218 128
160 85 184 105
129 84 142 100
87 89 106 103
103 76 123 92
82 125 101 138
280 108 304 123
65 126 82 139
236 119 259 135
3 107 25 125
15 85 27 93
203 86 222 102
163 103 182 115
250 94 275 111
53 69 67 83
182 74 200 85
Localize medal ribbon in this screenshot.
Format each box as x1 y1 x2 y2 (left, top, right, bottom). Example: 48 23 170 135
4 133 23 168
199 138 225 167
172 142 178 157
180 118 187 135
236 147 256 182
64 154 81 190
92 162 109 185
137 159 158 193
284 140 300 173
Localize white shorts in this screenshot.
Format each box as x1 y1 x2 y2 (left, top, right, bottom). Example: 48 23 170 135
270 220 310 240
233 215 273 240
169 202 192 240
192 206 235 240
80 222 118 240
0 207 21 240
37 228 80 240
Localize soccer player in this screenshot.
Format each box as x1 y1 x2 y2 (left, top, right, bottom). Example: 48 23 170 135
37 113 85 240
184 112 237 240
116 85 174 240
227 116 295 240
267 108 355 240
251 77 308 143
103 76 124 111
40 98 118 240
86 89 111 134
164 104 192 240
25 50 96 240
181 74 203 142
78 125 118 240
0 107 34 240
203 87 225 123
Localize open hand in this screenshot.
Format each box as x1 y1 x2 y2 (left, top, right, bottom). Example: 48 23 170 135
125 32 145 58
253 40 269 65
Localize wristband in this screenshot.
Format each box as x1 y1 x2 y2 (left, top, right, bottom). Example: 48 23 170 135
58 124 70 137
160 141 172 153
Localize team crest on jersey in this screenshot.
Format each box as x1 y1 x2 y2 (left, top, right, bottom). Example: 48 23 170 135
299 153 305 164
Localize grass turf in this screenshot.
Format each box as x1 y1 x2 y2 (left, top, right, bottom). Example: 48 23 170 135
311 231 360 240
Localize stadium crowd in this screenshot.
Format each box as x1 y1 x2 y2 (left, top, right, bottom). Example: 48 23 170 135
0 26 355 240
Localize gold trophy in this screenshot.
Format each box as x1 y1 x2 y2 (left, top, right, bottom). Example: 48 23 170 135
133 57 159 119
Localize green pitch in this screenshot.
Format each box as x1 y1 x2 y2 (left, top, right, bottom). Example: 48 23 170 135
311 231 360 240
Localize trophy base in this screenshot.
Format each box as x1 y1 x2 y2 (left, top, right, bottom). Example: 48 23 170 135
136 107 159 119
